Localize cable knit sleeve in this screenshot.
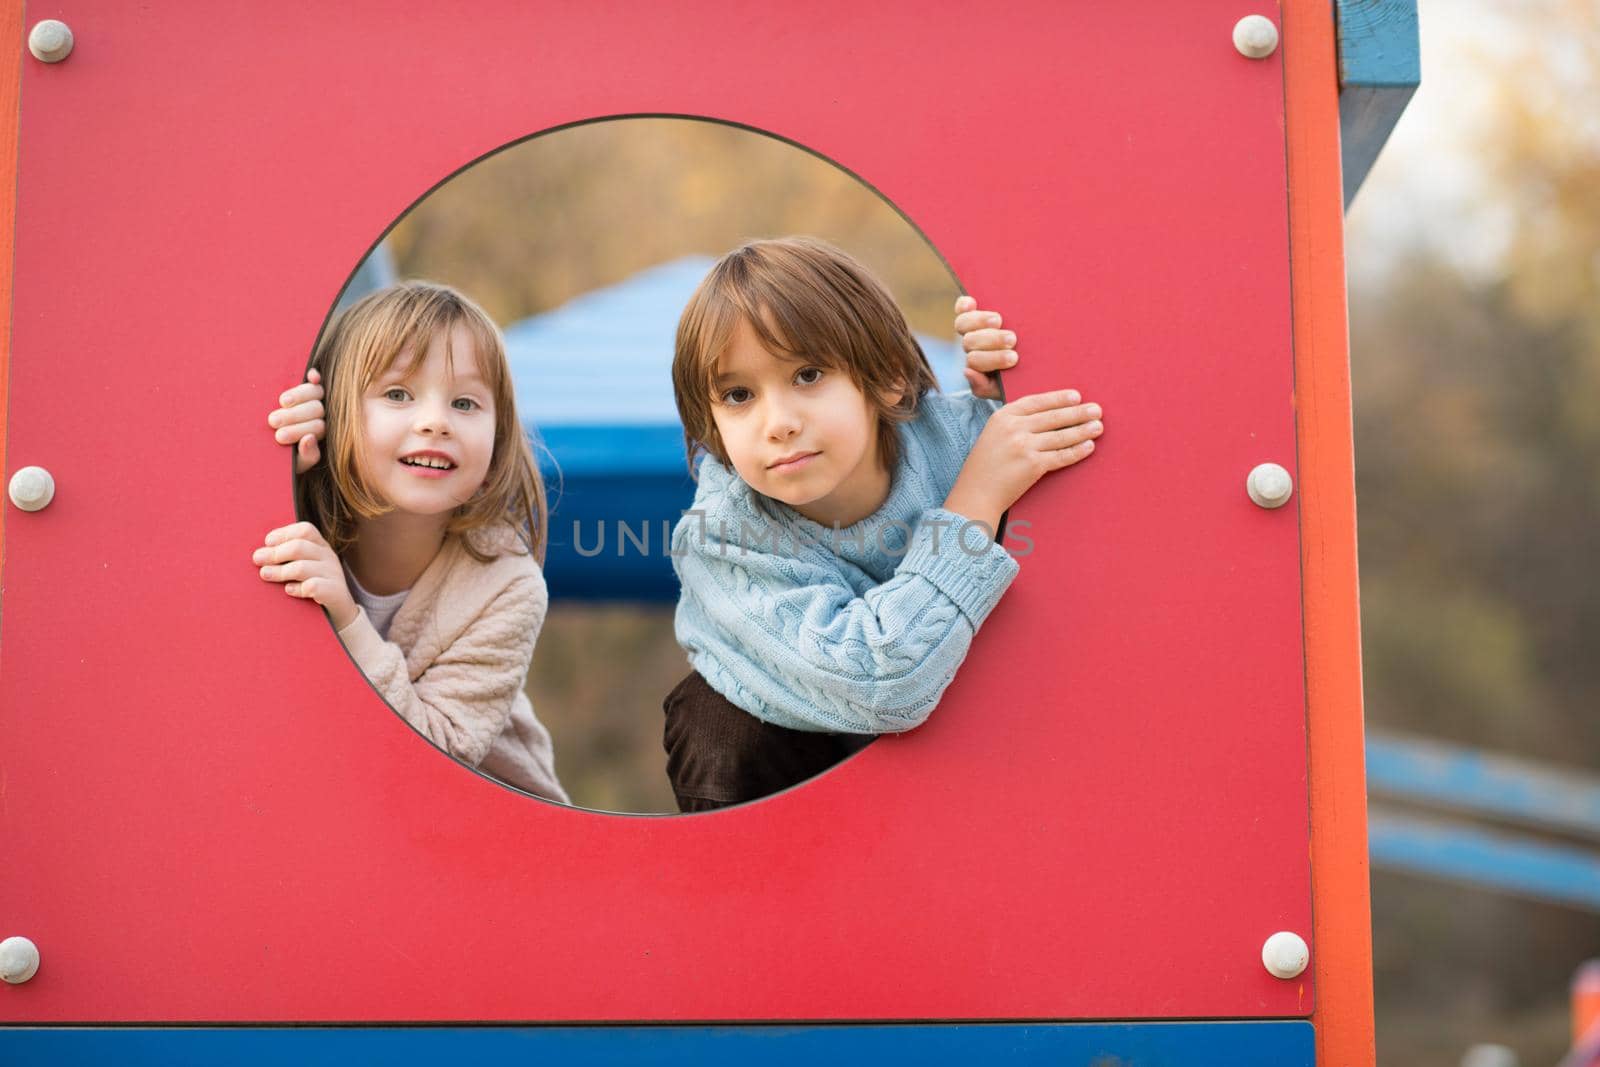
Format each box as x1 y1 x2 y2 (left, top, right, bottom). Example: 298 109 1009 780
674 504 1018 735
336 566 546 767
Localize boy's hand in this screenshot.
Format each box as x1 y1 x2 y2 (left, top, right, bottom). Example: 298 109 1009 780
267 368 326 475
253 521 358 630
954 295 1014 401
943 389 1103 534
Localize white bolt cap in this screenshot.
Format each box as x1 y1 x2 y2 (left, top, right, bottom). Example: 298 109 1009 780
0 936 40 984
1262 930 1309 979
1233 14 1279 59
28 20 74 63
1247 462 1293 509
8 466 56 512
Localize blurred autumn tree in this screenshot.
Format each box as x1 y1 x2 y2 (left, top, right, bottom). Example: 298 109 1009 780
1350 1 1600 1062
386 117 960 336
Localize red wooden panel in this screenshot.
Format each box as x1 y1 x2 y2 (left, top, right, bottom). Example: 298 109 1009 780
0 1 1308 1021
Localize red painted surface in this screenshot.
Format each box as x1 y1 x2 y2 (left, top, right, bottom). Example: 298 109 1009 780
0 2 1310 1021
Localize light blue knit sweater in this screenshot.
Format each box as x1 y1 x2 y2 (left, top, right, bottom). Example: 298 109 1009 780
671 389 1019 734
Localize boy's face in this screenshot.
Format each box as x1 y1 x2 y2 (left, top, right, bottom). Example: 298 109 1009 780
709 315 895 529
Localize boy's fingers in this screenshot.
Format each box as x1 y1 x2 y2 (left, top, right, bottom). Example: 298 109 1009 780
961 328 1017 352
1046 439 1096 470
953 310 1004 334
1025 401 1100 431
1035 421 1103 452
965 349 1017 374
1008 389 1085 416
964 369 1003 400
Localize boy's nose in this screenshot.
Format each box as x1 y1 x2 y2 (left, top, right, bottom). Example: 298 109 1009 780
763 402 801 440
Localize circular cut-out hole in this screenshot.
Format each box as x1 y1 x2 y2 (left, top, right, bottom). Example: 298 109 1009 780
301 117 976 814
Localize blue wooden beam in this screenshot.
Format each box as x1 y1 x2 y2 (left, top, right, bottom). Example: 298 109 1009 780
1336 0 1421 206
1368 809 1600 911
0 1022 1315 1065
1366 733 1600 841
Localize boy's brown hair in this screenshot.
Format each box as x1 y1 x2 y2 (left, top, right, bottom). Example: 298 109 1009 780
297 281 548 563
673 237 939 475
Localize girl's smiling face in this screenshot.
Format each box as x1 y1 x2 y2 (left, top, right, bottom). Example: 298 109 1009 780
710 315 896 529
359 323 496 518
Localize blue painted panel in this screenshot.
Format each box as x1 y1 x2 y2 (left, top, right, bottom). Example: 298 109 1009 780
1335 0 1421 206
1368 811 1600 911
0 1022 1315 1066
541 473 696 602
535 424 695 602
1366 734 1600 840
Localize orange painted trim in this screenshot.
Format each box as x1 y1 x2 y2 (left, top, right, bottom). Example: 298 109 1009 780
0 2 21 565
1283 1 1376 1064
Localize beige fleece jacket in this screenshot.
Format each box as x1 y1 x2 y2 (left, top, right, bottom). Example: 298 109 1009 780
336 527 568 803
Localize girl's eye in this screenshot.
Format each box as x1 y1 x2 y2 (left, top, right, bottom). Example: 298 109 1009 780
383 387 410 402
719 387 752 406
795 366 824 386
452 397 480 412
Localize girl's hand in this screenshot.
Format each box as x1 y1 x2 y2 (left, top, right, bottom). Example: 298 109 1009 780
954 295 1013 401
253 521 358 630
267 368 326 475
944 389 1103 533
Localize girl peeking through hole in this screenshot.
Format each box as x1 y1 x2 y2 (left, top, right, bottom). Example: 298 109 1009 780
254 282 568 802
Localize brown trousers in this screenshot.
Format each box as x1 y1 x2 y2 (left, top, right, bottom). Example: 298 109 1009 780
662 672 874 813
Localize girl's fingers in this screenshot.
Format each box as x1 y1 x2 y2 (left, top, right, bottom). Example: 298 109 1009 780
966 348 1017 374
255 538 325 565
953 295 977 315
268 399 325 429
264 559 324 583
278 381 325 408
953 309 1004 334
273 418 325 445
263 522 324 547
960 327 1016 353
284 578 324 600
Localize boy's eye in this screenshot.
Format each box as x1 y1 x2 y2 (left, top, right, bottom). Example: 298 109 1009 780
383 387 411 402
719 387 753 406
795 366 824 386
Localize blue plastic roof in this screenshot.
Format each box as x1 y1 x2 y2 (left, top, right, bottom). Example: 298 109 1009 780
505 255 967 429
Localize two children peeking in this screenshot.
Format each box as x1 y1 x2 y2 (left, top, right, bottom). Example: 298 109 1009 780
255 238 1104 810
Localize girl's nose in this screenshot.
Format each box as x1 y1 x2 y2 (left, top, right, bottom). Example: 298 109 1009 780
413 400 453 436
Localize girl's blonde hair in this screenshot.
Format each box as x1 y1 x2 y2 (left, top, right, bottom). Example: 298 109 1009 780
673 236 939 475
297 281 547 564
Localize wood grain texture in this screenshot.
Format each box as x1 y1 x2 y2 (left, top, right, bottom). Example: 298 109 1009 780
1285 0 1379 1063
1335 0 1421 202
